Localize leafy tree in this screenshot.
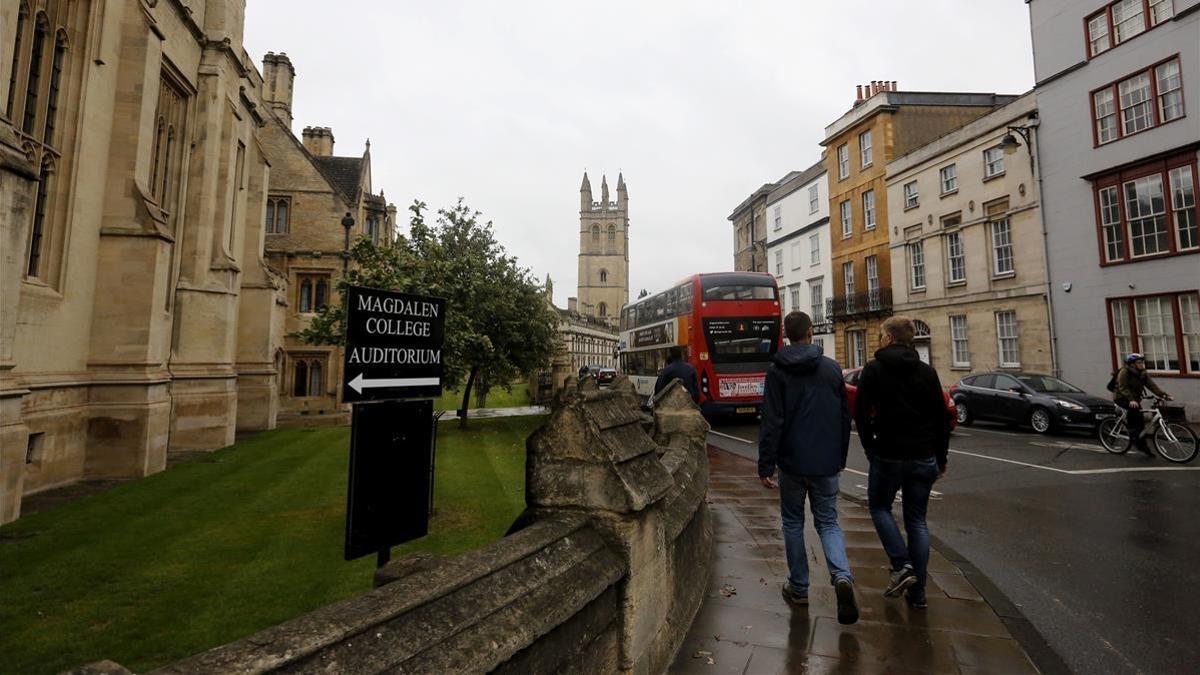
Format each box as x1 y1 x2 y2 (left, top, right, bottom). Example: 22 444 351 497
299 200 559 426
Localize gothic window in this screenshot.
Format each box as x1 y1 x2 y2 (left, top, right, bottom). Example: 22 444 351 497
365 217 379 244
591 224 599 243
293 361 308 396
299 278 313 312
315 278 328 310
21 15 46 135
265 196 290 233
5 4 26 118
26 162 51 277
599 269 608 283
41 31 65 145
607 224 616 249
599 302 608 317
298 274 330 313
308 360 323 396
227 141 245 251
150 71 188 220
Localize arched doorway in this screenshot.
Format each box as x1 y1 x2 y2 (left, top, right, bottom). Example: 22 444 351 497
913 319 932 364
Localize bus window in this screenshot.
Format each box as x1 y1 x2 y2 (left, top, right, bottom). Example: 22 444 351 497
703 284 776 301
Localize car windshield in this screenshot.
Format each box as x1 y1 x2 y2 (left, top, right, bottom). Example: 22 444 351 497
1016 374 1083 394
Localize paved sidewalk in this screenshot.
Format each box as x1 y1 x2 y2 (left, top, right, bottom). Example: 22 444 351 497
671 447 1037 674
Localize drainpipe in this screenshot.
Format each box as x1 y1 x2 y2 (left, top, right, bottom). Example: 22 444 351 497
1028 124 1061 378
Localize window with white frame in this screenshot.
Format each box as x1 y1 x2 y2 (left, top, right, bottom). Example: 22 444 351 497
788 285 800 312
847 330 866 369
995 310 1020 367
791 241 802 270
809 233 820 265
866 255 880 309
909 241 925 290
837 143 849 179
991 217 1015 275
843 261 854 298
1111 0 1146 44
862 190 876 230
984 147 1005 178
808 184 819 213
1099 185 1125 261
940 164 958 194
1089 0 1174 57
811 281 824 322
773 205 782 231
859 130 872 168
903 181 919 209
1108 293 1199 373
1149 0 1175 25
775 250 783 276
1087 12 1111 56
950 315 970 367
947 230 966 284
840 200 852 238
1169 165 1198 251
1094 58 1184 144
1125 174 1170 257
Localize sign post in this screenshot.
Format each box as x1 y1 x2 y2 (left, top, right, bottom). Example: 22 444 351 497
342 286 445 565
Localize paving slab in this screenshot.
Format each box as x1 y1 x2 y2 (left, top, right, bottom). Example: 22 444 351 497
670 446 1038 674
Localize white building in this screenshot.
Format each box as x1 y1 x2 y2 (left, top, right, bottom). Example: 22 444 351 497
1030 0 1198 418
765 161 833 354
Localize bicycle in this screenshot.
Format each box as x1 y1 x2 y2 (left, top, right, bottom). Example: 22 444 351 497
1098 397 1198 463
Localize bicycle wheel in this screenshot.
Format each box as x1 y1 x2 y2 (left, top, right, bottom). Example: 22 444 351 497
1098 417 1130 454
1153 423 1199 464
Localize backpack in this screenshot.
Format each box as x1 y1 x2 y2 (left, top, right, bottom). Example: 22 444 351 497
1105 369 1119 393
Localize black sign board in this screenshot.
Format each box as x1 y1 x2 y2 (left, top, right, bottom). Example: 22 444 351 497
632 321 675 348
342 286 446 402
344 399 435 561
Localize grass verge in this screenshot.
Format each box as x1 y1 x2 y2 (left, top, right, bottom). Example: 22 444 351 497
0 415 544 674
434 382 530 411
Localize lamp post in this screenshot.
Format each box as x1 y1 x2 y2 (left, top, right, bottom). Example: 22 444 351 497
341 211 355 278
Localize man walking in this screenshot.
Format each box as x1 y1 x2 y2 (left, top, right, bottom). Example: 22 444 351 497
758 311 857 625
854 316 950 609
654 346 699 403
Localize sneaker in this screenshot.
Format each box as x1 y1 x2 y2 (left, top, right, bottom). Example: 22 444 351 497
834 577 859 625
1136 442 1154 457
905 591 928 609
884 565 917 598
781 582 808 607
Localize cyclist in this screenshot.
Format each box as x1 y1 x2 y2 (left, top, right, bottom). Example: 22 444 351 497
1113 353 1172 456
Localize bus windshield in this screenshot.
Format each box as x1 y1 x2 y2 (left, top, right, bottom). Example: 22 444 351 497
700 273 778 301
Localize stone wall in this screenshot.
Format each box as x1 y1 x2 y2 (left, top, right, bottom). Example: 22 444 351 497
81 376 711 674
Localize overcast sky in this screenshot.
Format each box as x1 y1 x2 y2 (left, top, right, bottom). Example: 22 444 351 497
243 1 1035 308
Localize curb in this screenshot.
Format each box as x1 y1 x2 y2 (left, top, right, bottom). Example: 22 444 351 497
840 490 1069 675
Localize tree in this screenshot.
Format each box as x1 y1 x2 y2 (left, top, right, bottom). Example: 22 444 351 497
299 200 559 426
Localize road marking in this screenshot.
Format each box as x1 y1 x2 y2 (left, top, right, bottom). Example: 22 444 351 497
948 448 1200 474
710 429 754 444
1030 441 1107 454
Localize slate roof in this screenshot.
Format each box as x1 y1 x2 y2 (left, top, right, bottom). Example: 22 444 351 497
312 156 363 203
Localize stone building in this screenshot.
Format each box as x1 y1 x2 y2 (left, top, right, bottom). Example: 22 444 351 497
886 93 1053 386
257 51 398 419
729 181 775 272
765 160 832 352
0 0 285 523
822 82 1018 369
574 171 628 324
1029 0 1198 418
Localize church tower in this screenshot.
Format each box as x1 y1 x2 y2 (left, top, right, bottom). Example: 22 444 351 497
576 171 629 324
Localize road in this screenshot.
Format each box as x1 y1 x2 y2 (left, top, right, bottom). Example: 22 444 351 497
709 418 1200 675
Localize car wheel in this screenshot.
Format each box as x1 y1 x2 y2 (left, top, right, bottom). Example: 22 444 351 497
955 401 972 425
1029 406 1053 434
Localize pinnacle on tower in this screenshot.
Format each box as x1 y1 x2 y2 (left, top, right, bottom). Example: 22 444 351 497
580 171 592 211
600 175 609 205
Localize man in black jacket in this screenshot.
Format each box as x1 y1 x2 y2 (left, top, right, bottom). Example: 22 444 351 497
654 346 699 402
854 316 950 609
759 311 857 625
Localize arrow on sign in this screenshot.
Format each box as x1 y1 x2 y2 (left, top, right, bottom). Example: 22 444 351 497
348 373 441 394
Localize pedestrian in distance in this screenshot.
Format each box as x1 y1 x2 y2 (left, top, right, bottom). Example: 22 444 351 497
758 311 858 625
654 346 699 403
1112 353 1173 456
854 316 950 609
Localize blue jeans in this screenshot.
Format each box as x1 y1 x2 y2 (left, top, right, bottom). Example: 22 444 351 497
867 457 939 597
778 471 853 594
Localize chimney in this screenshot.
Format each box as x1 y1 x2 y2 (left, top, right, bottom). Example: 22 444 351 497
261 52 295 129
568 297 578 313
856 84 863 101
891 80 898 91
302 126 335 156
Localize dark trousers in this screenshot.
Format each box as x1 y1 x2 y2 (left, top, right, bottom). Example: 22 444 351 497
867 457 939 599
1118 400 1147 448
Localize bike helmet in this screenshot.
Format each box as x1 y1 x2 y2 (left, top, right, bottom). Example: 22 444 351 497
1125 352 1145 363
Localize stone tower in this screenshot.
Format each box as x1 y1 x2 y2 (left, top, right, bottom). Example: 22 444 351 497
576 171 629 323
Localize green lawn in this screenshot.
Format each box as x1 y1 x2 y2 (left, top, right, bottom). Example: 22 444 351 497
0 416 544 674
434 381 530 411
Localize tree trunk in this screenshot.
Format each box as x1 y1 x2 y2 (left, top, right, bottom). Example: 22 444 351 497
458 366 478 429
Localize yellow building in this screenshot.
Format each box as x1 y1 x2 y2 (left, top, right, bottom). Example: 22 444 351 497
0 0 285 523
822 82 1017 368
257 52 398 420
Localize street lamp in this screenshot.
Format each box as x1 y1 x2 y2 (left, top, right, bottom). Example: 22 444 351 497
1000 114 1040 156
341 212 355 278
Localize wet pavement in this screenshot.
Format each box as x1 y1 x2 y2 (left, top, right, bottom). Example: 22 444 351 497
671 446 1036 674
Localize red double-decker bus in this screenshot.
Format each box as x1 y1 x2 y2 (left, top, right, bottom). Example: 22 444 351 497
618 272 783 417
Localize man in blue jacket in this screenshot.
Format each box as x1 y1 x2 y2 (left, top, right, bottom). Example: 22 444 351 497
758 311 857 624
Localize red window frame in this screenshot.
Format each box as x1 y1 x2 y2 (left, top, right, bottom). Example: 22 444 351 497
1106 290 1200 377
1089 55 1184 147
1083 0 1173 59
1092 150 1199 265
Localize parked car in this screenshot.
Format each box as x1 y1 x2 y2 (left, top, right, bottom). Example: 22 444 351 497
949 372 1117 434
843 368 957 431
596 367 617 385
